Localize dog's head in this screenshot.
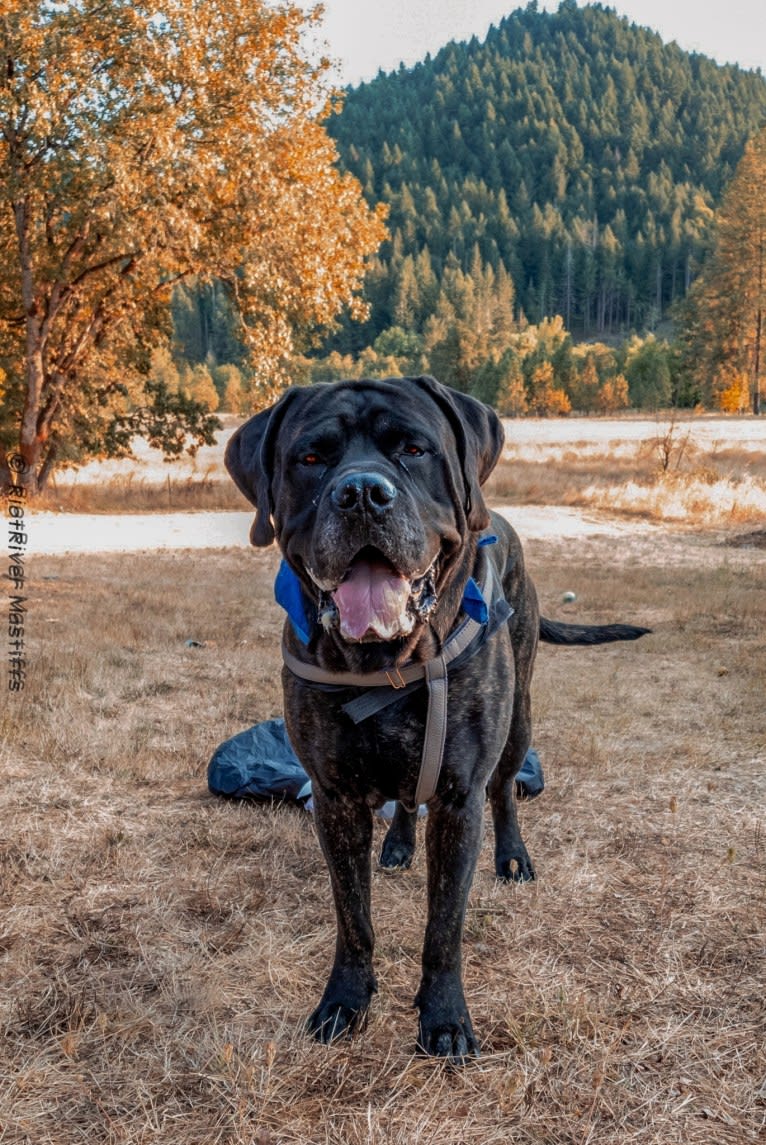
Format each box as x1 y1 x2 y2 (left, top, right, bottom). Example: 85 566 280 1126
225 375 503 644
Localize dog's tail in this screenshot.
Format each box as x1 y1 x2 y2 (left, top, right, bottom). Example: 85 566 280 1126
539 617 651 645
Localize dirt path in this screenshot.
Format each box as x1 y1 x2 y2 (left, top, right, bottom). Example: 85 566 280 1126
22 504 766 580
25 504 659 556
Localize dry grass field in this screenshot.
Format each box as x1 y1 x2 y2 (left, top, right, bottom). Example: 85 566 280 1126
2 423 766 1144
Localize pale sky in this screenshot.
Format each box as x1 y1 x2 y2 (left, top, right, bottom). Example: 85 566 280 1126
298 0 766 86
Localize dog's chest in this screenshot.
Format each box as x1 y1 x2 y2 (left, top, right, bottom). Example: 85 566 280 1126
333 689 429 803
368 696 428 780
282 676 425 800
283 617 515 806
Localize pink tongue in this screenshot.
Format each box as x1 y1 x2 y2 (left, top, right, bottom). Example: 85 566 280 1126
332 558 412 641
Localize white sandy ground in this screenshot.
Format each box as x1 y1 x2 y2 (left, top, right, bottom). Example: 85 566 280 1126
22 504 660 556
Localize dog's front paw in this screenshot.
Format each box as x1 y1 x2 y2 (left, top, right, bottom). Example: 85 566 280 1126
417 1009 479 1063
306 973 376 1044
495 845 536 883
415 983 479 1063
306 999 367 1044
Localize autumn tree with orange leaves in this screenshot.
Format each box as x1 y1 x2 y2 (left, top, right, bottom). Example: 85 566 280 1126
0 0 386 491
682 128 766 415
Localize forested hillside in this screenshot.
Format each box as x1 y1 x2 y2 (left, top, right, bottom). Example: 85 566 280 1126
325 1 766 348
166 2 766 414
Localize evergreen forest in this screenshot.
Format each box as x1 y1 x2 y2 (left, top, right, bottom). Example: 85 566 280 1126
171 2 766 414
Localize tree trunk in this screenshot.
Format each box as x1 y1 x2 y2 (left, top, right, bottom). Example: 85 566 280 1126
753 304 762 415
17 346 46 494
14 195 45 493
37 442 59 491
0 448 12 492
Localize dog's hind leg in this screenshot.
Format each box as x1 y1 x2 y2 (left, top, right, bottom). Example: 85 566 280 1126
379 802 418 868
488 683 536 882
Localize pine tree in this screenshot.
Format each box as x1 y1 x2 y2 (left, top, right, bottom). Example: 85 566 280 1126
188 365 219 412
683 128 766 413
494 352 528 415
596 373 630 413
214 364 247 413
572 354 601 412
624 335 673 409
527 361 571 416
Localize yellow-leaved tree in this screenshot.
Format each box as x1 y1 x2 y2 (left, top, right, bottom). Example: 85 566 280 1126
0 0 387 491
682 128 766 415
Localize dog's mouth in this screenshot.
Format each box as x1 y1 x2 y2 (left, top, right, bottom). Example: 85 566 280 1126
310 546 439 643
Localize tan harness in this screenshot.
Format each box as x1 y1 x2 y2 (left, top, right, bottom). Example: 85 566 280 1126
281 551 510 810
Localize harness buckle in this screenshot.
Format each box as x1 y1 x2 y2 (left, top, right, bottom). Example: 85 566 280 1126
385 667 407 690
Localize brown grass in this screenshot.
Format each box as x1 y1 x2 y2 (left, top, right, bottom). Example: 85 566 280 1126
2 517 765 1143
35 473 248 514
486 436 766 527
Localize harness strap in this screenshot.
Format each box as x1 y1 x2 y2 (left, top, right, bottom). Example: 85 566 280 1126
280 549 508 809
417 654 448 806
280 608 482 690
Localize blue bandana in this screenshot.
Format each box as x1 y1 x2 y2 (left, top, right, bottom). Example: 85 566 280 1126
274 560 313 645
461 577 489 624
275 533 498 644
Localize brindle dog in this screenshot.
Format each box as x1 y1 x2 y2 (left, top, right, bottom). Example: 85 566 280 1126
225 375 648 1061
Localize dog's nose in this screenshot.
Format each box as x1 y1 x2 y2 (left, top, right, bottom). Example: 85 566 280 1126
332 471 398 514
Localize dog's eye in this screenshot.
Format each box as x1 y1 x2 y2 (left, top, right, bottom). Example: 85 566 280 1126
301 453 321 466
401 444 424 457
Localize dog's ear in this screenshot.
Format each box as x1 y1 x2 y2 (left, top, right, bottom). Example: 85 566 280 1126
224 388 304 547
410 375 504 532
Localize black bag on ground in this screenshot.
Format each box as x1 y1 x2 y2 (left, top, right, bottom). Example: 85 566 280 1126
207 719 312 804
208 719 544 806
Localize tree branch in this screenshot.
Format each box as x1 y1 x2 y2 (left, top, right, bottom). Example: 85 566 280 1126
70 250 140 290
